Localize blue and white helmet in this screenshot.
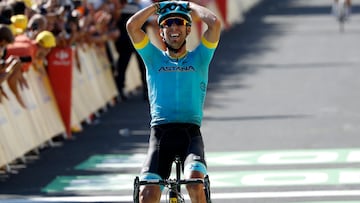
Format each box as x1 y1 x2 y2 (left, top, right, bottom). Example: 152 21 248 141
157 1 192 26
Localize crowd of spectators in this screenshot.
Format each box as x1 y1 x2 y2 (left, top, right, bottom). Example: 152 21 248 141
0 0 125 107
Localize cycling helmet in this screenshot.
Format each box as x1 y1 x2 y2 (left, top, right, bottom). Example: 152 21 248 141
157 1 192 26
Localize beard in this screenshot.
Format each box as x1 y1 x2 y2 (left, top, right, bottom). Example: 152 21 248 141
164 40 186 53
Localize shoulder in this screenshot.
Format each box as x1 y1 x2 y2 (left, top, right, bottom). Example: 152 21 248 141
134 35 163 55
133 35 150 50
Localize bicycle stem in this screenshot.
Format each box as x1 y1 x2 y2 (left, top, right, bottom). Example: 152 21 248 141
175 156 181 193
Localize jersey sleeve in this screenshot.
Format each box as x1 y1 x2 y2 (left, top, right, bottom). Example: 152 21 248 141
201 36 219 50
133 35 162 69
195 36 219 68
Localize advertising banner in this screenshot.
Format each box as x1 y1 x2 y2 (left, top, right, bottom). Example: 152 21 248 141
47 47 73 138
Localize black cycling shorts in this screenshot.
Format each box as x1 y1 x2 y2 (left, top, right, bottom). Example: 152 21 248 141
141 123 206 179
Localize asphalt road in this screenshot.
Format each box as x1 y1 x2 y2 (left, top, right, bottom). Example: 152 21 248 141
1 0 360 202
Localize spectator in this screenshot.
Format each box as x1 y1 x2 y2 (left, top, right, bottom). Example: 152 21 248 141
5 30 56 106
115 0 148 101
0 24 26 106
0 2 13 25
8 0 26 15
26 13 48 39
9 14 28 35
0 24 16 84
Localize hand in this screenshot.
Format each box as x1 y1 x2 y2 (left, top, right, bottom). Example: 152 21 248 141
154 1 166 14
156 1 190 14
0 56 20 84
174 1 191 11
6 58 28 108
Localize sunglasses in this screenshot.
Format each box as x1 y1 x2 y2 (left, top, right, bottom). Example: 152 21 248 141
160 18 188 28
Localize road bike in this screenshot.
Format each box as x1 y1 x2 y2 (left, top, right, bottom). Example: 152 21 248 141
332 0 351 32
133 156 212 203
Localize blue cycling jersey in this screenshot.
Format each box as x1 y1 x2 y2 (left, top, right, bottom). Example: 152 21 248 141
134 36 218 127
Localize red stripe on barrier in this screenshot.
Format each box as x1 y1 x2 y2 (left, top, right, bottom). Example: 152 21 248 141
47 47 73 138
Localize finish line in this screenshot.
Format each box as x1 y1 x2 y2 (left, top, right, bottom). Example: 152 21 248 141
4 190 360 202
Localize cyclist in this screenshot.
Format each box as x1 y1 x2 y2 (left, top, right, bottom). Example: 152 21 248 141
126 1 221 202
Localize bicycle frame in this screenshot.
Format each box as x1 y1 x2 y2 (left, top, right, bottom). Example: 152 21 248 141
133 156 212 203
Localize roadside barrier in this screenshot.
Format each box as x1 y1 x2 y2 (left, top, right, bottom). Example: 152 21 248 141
0 0 260 174
0 65 66 171
0 44 118 172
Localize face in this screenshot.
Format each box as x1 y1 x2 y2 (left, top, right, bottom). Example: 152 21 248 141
160 17 191 50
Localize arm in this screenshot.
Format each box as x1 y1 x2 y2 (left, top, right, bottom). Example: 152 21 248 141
188 2 221 43
0 56 22 84
0 56 28 107
126 4 157 44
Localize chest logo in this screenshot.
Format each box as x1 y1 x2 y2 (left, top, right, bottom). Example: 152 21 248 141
158 66 195 72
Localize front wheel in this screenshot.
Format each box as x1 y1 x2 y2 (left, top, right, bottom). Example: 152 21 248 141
133 176 140 203
204 175 212 203
169 189 178 203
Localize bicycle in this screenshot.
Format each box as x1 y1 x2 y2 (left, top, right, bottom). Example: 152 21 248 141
332 0 351 32
133 156 212 203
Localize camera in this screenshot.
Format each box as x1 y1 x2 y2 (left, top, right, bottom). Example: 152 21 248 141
19 56 32 63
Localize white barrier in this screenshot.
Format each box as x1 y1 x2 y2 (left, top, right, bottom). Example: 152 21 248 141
0 68 66 170
72 45 118 121
0 44 119 171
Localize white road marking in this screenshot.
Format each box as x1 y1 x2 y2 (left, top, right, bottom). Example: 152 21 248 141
3 190 360 202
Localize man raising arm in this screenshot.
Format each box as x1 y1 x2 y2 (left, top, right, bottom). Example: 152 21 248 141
127 1 221 203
